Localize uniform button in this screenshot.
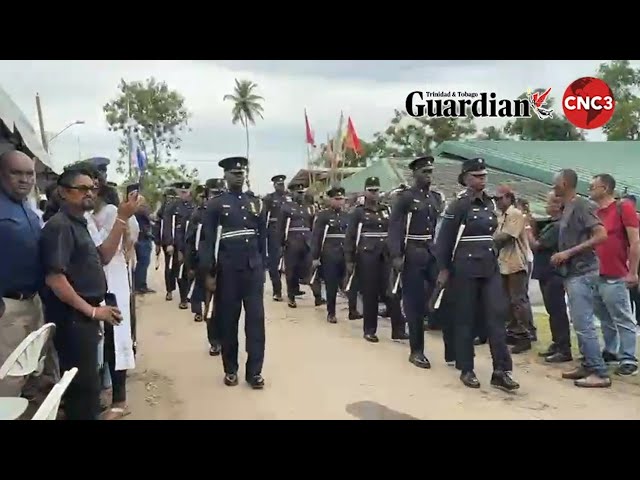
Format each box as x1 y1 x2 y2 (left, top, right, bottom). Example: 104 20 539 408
473 215 477 219
468 254 472 257
245 239 249 243
488 248 492 251
243 216 247 220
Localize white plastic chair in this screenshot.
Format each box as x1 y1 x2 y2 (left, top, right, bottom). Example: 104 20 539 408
0 323 56 421
0 323 56 380
31 368 78 420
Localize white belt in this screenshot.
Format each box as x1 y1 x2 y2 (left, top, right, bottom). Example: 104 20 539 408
220 229 256 240
289 227 310 232
325 233 345 239
406 234 432 241
459 235 493 242
361 232 387 238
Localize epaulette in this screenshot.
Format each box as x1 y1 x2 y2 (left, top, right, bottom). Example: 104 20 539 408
456 189 469 199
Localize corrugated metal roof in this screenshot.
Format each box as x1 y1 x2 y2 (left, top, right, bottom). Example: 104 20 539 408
435 140 640 199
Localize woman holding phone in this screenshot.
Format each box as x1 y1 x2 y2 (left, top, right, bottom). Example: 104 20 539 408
91 185 140 420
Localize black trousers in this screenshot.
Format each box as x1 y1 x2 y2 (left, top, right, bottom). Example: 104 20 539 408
451 273 513 373
267 227 283 296
162 246 176 293
190 278 221 346
401 257 432 354
322 255 357 316
217 263 265 378
103 322 127 404
629 287 640 325
539 275 571 353
357 251 403 335
53 306 101 420
284 242 311 301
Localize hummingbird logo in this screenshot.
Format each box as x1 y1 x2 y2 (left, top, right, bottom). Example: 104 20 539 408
526 88 554 120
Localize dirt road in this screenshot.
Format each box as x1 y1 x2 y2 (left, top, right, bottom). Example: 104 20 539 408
126 269 640 420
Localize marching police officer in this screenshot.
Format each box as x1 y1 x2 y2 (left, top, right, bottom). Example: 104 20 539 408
199 157 266 389
435 158 519 391
162 181 195 309
154 187 177 298
278 181 322 308
345 176 408 343
185 179 225 356
263 175 289 301
310 186 359 323
388 156 442 369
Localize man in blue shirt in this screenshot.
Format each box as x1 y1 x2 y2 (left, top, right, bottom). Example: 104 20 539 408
0 150 55 398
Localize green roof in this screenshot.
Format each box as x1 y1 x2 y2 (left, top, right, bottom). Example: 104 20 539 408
339 158 405 193
434 140 640 199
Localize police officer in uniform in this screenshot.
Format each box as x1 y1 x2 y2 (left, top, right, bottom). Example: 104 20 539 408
389 156 442 369
435 158 519 391
162 181 195 309
186 179 225 356
154 188 177 298
278 181 323 308
199 157 266 388
345 176 408 343
311 186 359 323
263 175 289 301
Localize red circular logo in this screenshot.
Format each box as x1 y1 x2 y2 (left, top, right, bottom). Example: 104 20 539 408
562 77 615 130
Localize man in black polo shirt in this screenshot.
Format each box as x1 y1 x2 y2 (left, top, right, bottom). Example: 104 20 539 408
40 164 137 420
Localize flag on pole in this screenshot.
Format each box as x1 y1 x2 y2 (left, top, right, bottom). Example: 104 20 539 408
304 109 316 147
344 116 363 156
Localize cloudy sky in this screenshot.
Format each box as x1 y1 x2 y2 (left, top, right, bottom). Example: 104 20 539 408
0 60 631 194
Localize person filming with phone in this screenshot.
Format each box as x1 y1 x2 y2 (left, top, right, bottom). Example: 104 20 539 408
40 163 138 420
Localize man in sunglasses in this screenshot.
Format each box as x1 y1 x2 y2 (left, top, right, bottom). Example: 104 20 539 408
84 157 119 206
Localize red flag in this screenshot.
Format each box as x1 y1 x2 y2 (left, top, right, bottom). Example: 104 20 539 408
344 116 363 155
304 109 316 147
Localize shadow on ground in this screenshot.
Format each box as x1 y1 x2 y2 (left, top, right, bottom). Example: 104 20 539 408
346 400 420 420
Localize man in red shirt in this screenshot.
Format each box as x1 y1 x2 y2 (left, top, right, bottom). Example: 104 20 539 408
590 174 640 376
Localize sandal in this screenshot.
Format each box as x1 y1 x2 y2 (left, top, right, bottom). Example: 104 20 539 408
100 406 130 420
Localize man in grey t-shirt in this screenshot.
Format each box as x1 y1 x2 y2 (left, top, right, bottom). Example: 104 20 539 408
551 169 610 388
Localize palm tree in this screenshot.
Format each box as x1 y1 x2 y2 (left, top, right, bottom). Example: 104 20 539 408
223 79 265 187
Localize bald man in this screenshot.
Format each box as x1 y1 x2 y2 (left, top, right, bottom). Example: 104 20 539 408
0 150 58 399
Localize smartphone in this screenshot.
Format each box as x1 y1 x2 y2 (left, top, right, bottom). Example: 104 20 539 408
104 292 118 308
126 183 140 196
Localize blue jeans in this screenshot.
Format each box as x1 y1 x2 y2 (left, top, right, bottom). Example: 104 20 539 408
564 272 608 377
134 239 152 290
594 277 638 366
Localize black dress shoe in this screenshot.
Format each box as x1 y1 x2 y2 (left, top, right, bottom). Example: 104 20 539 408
315 298 327 306
194 314 203 323
272 294 283 302
179 302 188 310
209 343 221 356
473 337 487 346
545 352 572 363
379 309 390 318
288 299 297 308
392 331 410 341
246 374 265 389
364 333 379 343
460 371 481 388
490 371 520 392
348 311 363 320
142 287 156 294
409 353 431 369
165 292 173 301
327 314 337 324
538 343 558 357
294 290 306 296
511 339 532 354
224 373 239 386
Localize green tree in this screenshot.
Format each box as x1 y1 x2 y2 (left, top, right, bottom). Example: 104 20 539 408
103 78 198 208
503 89 585 140
223 79 265 188
476 125 508 140
596 60 640 140
371 109 477 158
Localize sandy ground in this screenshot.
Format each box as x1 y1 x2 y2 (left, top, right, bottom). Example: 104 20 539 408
125 267 640 420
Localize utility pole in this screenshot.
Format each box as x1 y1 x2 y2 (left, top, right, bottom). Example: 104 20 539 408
35 93 49 153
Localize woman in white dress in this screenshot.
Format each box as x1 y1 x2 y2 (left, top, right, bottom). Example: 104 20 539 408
91 194 139 420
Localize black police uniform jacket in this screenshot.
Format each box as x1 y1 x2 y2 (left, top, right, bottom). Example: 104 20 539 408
344 202 391 266
199 190 267 275
162 199 195 252
152 200 168 246
310 207 348 262
184 204 206 273
263 191 290 228
277 199 314 249
436 188 499 279
388 185 443 265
